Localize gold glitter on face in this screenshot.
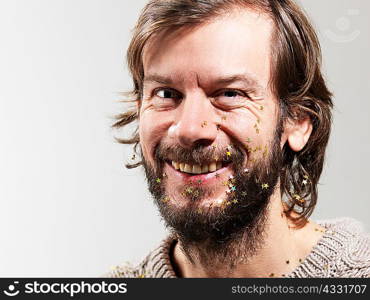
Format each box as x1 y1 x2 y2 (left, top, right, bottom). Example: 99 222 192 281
161 196 170 203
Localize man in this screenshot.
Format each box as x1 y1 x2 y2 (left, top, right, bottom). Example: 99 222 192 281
106 0 370 278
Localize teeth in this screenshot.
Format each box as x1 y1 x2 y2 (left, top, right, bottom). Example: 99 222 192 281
184 163 192 173
201 164 209 173
171 161 224 174
172 161 179 170
209 162 216 172
192 164 202 174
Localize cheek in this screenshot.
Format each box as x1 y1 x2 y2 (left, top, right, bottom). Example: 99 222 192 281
226 108 277 159
139 115 156 163
139 112 171 163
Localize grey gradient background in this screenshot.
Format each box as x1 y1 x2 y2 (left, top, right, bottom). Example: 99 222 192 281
0 0 369 276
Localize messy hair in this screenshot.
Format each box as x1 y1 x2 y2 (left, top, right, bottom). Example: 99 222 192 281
112 0 333 226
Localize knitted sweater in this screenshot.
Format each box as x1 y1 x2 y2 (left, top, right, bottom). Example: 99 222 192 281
105 217 370 278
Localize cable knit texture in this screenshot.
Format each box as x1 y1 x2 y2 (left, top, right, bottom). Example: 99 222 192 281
104 217 370 278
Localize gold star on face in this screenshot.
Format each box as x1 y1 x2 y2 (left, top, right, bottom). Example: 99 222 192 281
201 121 207 127
161 196 170 203
263 145 268 157
156 178 161 183
261 183 269 189
185 187 193 194
256 128 260 134
221 116 227 121
257 118 261 124
246 137 252 143
260 105 264 111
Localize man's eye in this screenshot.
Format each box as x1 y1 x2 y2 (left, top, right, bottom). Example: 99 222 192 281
152 88 181 109
219 89 246 98
213 89 249 108
222 90 242 98
155 88 181 99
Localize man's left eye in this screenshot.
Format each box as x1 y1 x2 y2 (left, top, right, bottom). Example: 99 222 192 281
213 89 249 108
221 90 242 98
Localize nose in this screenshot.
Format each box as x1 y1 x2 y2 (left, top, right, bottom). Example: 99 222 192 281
170 92 218 148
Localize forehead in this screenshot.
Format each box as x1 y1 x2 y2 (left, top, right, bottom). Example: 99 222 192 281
142 8 274 90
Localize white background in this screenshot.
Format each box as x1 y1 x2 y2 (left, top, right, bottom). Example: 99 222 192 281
0 0 369 276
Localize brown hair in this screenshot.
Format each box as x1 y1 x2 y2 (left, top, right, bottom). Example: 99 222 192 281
112 0 333 226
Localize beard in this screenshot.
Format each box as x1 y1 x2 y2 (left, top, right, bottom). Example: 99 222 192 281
141 124 283 275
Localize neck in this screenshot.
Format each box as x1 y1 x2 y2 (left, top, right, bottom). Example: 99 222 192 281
172 191 326 277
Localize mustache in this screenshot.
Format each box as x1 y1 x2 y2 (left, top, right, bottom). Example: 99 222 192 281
154 143 246 166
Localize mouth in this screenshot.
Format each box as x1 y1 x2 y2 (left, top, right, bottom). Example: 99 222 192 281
169 160 225 175
163 157 233 184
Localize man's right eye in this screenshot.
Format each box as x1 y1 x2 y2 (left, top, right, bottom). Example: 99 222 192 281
151 88 181 109
154 88 181 99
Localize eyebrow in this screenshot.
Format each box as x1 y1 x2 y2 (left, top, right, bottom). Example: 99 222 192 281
143 73 264 91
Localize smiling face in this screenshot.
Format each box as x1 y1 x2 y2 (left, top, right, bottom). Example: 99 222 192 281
140 8 280 201
138 8 292 263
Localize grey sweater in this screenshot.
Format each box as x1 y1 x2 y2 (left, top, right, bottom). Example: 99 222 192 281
105 217 370 278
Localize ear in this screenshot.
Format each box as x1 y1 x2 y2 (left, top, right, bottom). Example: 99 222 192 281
282 116 313 152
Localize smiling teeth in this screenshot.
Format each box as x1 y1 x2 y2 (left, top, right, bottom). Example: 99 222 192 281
171 161 223 174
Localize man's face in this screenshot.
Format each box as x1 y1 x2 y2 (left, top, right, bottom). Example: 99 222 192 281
139 9 283 251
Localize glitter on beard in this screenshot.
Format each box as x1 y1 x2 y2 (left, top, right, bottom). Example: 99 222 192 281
141 125 283 269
